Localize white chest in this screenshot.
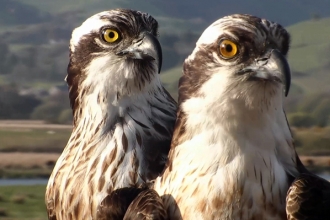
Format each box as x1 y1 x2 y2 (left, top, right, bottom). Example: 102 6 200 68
154 125 293 220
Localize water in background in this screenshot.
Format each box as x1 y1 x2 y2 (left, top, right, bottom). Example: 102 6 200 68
0 178 48 186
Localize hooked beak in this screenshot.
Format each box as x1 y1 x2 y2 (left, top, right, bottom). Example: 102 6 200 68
238 49 291 96
116 32 162 73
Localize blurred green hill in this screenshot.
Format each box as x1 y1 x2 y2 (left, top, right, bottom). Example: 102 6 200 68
0 0 329 127
11 0 330 26
0 0 329 88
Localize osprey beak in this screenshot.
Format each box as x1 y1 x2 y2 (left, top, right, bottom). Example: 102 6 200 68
116 32 162 73
239 49 291 96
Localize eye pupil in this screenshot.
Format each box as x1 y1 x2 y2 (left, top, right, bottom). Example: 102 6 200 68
225 44 233 52
109 32 115 38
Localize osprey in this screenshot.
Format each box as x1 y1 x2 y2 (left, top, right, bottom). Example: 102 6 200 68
45 9 176 220
151 14 330 219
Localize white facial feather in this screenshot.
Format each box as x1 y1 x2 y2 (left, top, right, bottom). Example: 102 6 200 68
70 12 111 52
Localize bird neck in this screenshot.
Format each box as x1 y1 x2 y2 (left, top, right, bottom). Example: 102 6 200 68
67 55 162 125
72 76 162 126
176 88 287 147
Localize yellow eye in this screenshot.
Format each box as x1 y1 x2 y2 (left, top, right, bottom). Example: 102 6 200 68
219 39 238 58
102 29 120 43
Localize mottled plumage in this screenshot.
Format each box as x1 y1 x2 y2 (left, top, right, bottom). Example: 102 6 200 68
45 9 176 220
123 188 167 220
151 14 330 219
286 173 330 220
97 187 146 220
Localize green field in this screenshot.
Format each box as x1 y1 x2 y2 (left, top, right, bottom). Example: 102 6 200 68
0 126 329 155
0 124 329 219
0 128 70 153
0 123 330 179
294 127 330 155
0 122 70 178
0 185 46 220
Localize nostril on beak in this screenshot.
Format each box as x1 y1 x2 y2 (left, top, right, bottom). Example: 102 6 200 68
256 57 268 62
132 37 143 45
255 56 270 66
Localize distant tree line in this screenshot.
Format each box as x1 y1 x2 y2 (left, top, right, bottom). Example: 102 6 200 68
0 84 40 119
0 84 72 124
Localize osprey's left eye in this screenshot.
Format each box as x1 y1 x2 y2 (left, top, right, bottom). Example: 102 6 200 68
102 29 120 43
219 39 238 59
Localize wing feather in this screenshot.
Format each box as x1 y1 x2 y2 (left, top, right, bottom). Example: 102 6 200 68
123 189 167 220
97 187 146 220
286 173 330 220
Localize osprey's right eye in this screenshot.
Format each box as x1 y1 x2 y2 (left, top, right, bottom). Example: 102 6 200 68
102 29 120 43
219 39 238 59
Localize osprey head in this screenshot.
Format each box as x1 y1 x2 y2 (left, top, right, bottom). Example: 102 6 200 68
183 14 291 107
66 9 162 111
